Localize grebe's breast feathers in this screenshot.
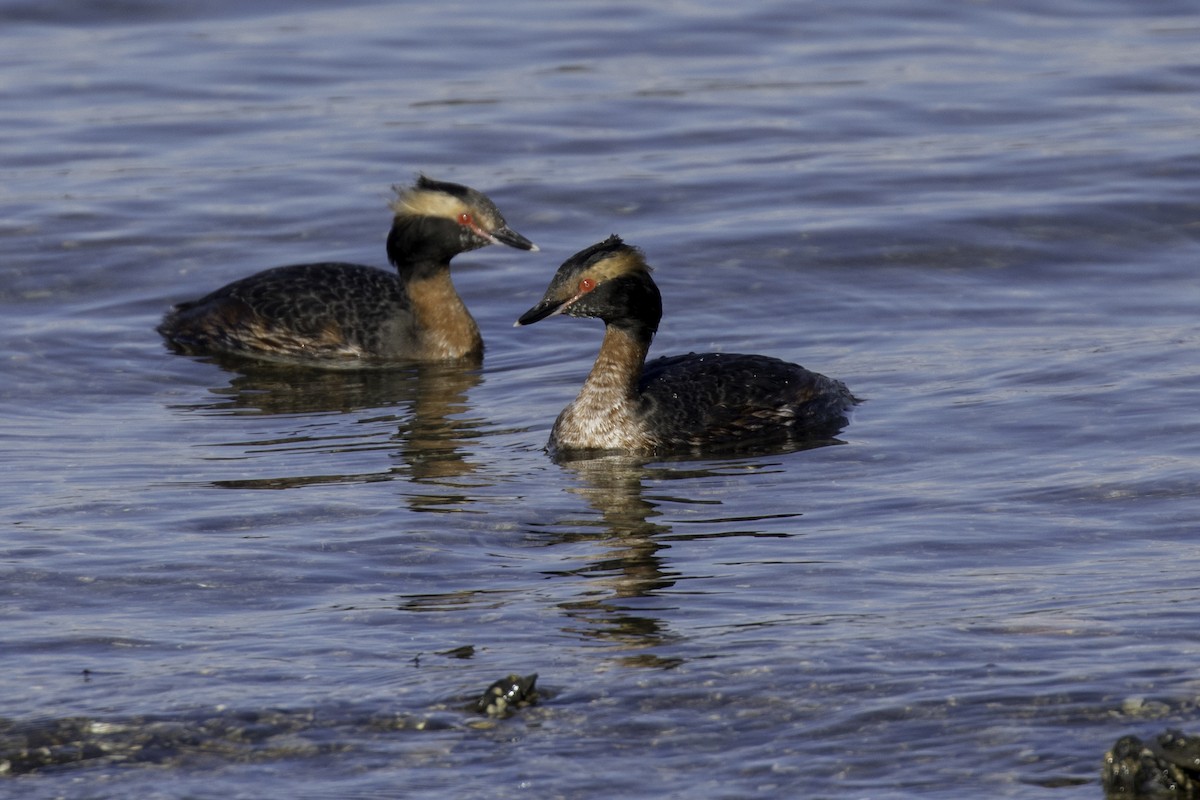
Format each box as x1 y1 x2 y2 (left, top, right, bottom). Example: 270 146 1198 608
515 235 660 335
389 175 537 256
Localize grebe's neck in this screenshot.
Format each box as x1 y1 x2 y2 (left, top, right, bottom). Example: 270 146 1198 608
407 268 481 360
549 323 654 451
582 323 649 399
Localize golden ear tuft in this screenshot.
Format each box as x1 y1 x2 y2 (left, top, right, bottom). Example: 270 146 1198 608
590 248 649 283
390 185 471 220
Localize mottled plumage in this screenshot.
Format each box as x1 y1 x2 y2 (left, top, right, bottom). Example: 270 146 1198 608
516 235 856 455
158 176 537 365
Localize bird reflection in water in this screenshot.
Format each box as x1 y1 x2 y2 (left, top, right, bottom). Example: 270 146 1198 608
166 357 483 492
549 453 681 669
545 441 844 669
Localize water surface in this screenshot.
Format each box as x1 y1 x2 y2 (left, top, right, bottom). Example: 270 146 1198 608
2 1 1200 797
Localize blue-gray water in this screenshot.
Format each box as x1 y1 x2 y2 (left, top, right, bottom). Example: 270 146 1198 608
3 1 1199 797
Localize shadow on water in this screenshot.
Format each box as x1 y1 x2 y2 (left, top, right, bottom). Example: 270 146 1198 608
164 357 487 491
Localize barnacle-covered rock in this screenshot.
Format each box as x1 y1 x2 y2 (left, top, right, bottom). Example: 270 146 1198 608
1103 730 1200 797
474 674 539 718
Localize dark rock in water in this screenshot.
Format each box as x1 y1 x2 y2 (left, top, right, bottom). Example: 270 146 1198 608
0 674 542 776
1103 730 1200 797
474 674 539 718
0 705 447 776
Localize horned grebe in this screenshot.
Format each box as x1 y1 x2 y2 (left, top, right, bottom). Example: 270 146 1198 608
158 176 537 365
516 235 855 455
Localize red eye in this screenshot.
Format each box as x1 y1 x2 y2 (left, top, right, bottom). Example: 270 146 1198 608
578 277 596 293
458 212 473 225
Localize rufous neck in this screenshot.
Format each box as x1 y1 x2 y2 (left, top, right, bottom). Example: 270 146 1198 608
407 271 481 360
579 323 650 401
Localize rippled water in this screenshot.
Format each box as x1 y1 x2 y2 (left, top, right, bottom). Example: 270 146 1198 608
3 1 1200 797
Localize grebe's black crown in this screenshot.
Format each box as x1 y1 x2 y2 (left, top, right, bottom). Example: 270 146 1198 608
568 234 639 267
412 174 475 203
390 175 495 218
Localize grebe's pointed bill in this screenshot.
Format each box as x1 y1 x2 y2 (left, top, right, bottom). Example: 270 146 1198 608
490 225 539 252
514 296 567 327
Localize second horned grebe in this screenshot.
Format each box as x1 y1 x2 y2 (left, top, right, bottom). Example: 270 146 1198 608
158 176 537 366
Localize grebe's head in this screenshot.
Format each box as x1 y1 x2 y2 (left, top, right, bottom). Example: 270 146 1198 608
515 235 661 336
389 175 538 254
